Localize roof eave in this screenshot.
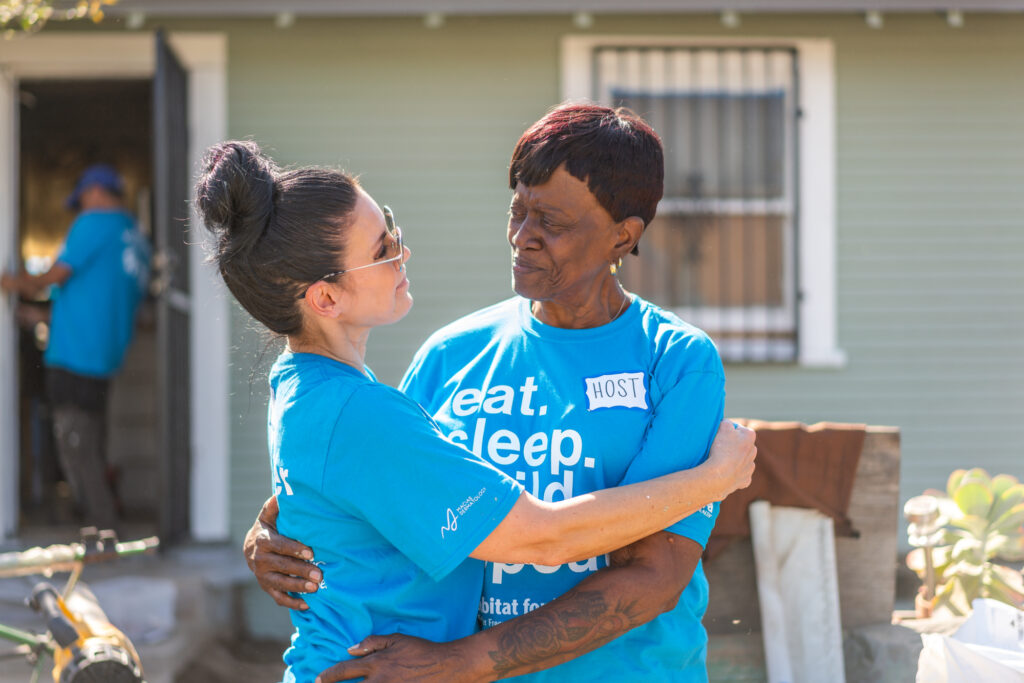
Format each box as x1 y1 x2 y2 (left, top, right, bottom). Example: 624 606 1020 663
106 1 1024 19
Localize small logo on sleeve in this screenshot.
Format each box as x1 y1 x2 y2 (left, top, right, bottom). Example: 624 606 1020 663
441 487 486 539
700 503 714 518
584 372 648 411
440 508 458 539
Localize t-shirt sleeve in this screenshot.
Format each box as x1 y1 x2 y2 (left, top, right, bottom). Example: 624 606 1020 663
56 215 105 273
617 334 725 549
325 384 524 581
398 337 445 412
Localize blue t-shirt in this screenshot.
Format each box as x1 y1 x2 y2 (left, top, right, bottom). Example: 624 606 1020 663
400 297 724 682
268 352 523 683
46 209 150 378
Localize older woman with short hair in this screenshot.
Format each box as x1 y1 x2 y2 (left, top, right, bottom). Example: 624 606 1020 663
248 104 752 683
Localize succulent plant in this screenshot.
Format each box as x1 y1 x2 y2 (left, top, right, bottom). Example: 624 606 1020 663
906 468 1024 616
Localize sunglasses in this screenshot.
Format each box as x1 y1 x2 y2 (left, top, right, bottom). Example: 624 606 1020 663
299 206 403 299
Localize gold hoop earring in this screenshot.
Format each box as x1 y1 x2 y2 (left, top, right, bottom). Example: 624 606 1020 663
610 258 622 275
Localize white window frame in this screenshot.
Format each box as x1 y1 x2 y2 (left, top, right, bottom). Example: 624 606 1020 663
0 32 231 540
562 35 846 368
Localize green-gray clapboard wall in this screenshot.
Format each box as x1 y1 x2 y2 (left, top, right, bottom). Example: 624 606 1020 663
189 13 1023 634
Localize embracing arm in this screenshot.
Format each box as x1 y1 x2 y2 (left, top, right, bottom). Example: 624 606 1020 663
470 418 754 566
243 496 319 611
479 532 699 678
243 419 753 610
317 530 700 683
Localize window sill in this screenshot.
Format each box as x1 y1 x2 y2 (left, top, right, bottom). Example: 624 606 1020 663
799 347 847 369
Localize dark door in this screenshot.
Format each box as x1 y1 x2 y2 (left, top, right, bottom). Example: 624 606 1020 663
153 30 191 544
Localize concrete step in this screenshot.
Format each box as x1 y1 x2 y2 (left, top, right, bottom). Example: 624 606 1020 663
706 621 933 682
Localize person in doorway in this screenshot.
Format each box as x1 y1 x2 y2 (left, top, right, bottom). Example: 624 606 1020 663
248 104 742 682
2 164 151 531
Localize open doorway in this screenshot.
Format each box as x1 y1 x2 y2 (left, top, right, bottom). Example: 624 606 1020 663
0 32 229 545
16 79 159 540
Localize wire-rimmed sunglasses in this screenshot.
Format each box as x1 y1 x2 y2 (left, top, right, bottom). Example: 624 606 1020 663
298 206 403 299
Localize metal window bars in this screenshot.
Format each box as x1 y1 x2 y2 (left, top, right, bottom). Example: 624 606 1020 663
594 46 800 363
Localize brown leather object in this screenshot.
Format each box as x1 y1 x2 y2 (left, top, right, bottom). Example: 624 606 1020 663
705 419 867 562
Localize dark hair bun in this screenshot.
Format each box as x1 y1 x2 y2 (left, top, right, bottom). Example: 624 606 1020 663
194 139 359 337
195 140 278 253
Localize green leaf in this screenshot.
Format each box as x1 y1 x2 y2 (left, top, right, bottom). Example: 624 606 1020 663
950 514 989 538
986 534 1011 558
947 469 968 498
959 573 982 602
934 576 974 616
996 535 1024 563
941 529 973 549
937 496 964 522
946 558 985 578
906 548 927 578
990 484 1024 523
908 546 954 577
990 503 1024 537
952 537 982 558
954 482 994 518
949 537 985 572
937 561 960 583
990 564 1024 594
965 468 992 484
960 468 992 489
991 474 1020 498
932 545 954 572
933 579 960 615
984 565 1024 606
983 581 1023 609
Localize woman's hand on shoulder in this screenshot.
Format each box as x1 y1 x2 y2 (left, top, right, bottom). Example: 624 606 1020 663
704 420 757 500
242 495 321 610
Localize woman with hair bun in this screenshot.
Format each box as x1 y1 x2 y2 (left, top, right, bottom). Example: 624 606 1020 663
195 140 754 683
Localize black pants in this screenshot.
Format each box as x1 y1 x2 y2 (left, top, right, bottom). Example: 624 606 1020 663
46 368 118 530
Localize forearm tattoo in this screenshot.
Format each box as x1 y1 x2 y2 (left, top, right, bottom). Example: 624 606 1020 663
486 587 645 676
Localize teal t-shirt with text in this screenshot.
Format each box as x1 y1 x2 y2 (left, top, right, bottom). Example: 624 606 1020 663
400 296 724 682
268 352 523 683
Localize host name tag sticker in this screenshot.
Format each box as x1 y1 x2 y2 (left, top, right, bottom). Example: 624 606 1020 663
584 372 648 411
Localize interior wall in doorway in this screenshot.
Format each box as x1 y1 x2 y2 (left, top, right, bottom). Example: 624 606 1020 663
18 80 152 265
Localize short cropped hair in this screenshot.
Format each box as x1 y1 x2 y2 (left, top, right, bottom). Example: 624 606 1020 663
508 103 664 254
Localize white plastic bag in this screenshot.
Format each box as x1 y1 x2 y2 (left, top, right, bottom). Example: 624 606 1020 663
917 598 1024 682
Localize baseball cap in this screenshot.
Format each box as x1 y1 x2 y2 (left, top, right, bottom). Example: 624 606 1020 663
65 164 124 210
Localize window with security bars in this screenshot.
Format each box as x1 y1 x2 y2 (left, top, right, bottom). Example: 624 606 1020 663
593 46 799 362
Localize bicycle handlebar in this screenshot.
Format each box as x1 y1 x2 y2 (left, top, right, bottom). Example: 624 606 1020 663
0 536 159 579
29 584 79 648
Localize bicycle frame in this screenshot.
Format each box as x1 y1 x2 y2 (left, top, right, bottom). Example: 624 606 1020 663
0 530 158 683
0 620 53 683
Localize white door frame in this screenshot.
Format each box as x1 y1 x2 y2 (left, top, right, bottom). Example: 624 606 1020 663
0 32 230 541
0 66 19 540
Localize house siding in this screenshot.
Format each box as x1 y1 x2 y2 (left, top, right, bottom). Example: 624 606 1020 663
176 14 1023 553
